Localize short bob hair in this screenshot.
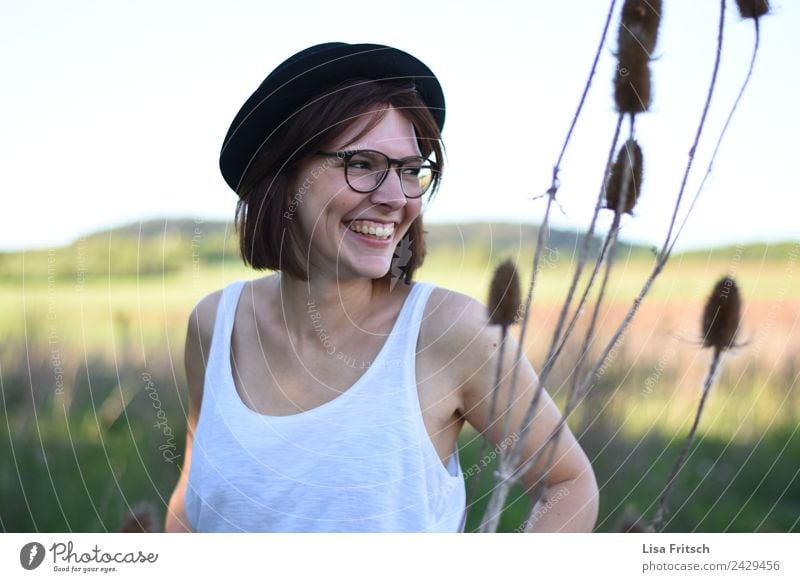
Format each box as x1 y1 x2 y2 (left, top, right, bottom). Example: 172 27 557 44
233 79 445 285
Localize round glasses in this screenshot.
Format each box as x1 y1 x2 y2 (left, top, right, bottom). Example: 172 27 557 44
316 149 437 199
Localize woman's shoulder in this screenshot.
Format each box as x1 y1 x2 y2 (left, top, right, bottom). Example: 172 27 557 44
189 274 277 340
423 284 487 327
420 283 500 370
185 290 224 362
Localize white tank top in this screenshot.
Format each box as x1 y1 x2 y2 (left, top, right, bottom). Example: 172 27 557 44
185 279 467 532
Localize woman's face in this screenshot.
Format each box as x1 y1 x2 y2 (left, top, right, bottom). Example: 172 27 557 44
292 106 424 282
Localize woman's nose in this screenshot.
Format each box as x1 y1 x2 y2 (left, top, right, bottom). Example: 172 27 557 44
368 169 407 208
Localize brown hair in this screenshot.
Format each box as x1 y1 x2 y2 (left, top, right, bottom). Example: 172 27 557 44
234 79 445 284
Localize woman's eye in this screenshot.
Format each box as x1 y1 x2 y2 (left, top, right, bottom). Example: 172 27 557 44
349 161 372 170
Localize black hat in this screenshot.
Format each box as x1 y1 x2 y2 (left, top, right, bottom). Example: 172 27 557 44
219 42 445 194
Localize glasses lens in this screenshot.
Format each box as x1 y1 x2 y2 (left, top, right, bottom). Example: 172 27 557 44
345 151 436 198
346 151 387 193
412 164 434 198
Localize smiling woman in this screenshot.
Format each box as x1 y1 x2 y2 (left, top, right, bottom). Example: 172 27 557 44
164 42 598 533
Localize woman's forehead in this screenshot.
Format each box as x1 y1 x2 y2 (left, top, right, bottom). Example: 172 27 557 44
330 106 420 152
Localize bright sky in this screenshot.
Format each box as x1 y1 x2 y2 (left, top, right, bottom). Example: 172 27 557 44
1 0 796 252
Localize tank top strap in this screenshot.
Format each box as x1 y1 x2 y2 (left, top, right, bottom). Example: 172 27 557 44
207 279 247 394
391 280 436 351
219 279 247 339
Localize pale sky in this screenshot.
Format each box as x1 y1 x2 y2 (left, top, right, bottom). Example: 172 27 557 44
1 0 796 252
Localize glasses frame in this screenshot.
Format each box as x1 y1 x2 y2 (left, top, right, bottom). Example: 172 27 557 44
315 149 438 199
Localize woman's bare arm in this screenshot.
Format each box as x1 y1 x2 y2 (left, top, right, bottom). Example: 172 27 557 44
439 291 599 532
164 291 221 533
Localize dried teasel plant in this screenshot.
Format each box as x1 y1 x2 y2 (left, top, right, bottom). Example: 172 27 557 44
648 277 743 530
474 0 626 532
479 0 663 531
614 0 661 114
119 501 159 532
488 259 522 328
736 0 769 19
619 0 662 53
614 36 651 115
618 516 649 533
476 0 767 533
701 277 742 351
606 138 644 215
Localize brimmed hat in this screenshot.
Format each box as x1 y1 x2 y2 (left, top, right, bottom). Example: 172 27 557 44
219 42 445 193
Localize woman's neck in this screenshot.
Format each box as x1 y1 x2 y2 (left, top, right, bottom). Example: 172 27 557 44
276 272 394 346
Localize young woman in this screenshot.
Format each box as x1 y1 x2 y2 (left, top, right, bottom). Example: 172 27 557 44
165 42 598 532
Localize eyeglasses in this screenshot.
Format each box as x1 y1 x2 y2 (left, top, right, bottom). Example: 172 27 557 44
315 149 437 199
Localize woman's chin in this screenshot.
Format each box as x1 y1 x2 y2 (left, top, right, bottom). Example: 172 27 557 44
341 257 392 281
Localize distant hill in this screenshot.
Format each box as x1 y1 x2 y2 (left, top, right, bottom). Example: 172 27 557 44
669 242 800 263
0 217 794 281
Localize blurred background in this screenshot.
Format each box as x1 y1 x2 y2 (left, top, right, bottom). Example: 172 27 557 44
1 0 798 532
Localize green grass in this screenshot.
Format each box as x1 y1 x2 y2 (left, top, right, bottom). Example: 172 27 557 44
1 249 798 532
4 405 796 532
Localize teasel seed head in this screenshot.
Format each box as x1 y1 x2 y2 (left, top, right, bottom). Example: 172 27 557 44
701 277 742 351
736 0 769 19
119 501 158 532
606 138 643 215
619 0 662 54
488 259 522 327
619 518 647 533
614 29 652 114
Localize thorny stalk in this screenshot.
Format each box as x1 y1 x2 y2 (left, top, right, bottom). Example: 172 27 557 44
497 0 621 447
649 348 724 530
666 16 762 258
503 114 623 456
479 114 624 532
659 0 727 259
520 139 634 520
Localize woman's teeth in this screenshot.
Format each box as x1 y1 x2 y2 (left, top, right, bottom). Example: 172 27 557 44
347 222 395 240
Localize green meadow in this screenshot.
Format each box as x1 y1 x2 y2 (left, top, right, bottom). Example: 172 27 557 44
1 221 798 532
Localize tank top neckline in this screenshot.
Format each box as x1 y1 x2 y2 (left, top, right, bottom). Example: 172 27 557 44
225 279 423 423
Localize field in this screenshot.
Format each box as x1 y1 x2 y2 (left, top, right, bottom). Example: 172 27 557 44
1 237 799 532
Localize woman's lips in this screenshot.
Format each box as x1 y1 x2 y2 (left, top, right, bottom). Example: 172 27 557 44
343 225 394 246
343 219 395 247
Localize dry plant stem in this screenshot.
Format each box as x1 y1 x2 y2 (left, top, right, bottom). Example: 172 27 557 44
543 114 624 376
513 0 619 387
512 0 620 411
566 137 634 402
480 184 558 526
498 190 555 455
541 216 616 377
467 325 509 505
506 2 727 490
537 0 621 356
477 208 552 533
649 348 724 531
522 227 622 519
569 219 620 407
510 115 624 459
551 0 620 180
659 0 727 262
479 116 624 533
476 4 618 527
666 17 761 258
557 136 634 402
519 172 629 520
